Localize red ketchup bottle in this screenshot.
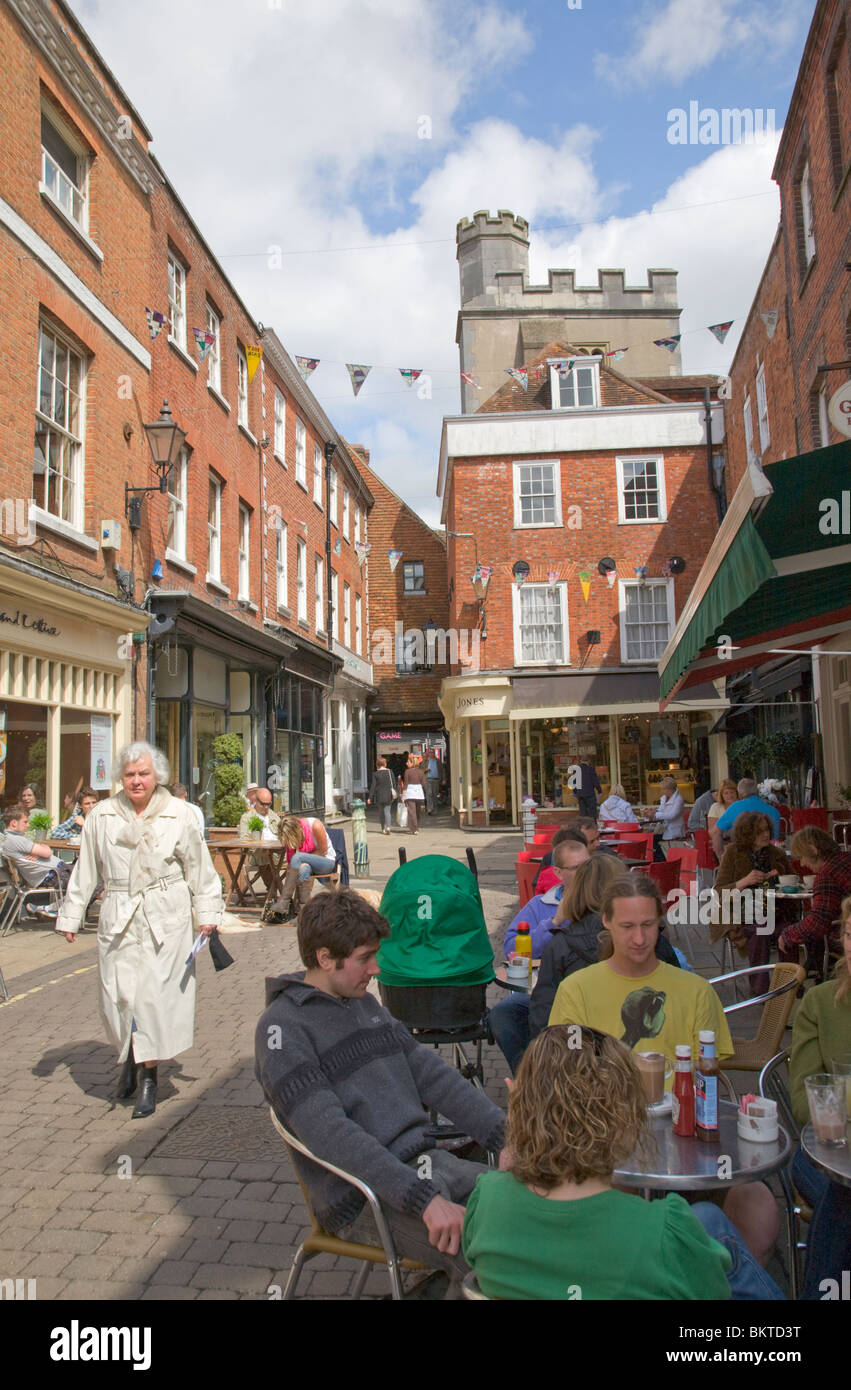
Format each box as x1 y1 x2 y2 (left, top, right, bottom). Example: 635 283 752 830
672 1044 695 1137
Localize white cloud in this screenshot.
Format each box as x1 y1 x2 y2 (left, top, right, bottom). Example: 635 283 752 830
594 0 809 87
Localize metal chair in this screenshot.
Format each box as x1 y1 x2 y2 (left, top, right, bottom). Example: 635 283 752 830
759 1050 806 1301
461 1270 490 1299
268 1109 429 1300
0 857 62 936
708 963 805 1072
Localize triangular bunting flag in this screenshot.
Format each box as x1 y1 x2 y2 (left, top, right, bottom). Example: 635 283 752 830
398 369 423 387
761 310 779 340
246 346 263 382
460 372 480 388
295 356 319 382
653 336 681 353
553 359 576 377
145 308 166 341
546 568 560 589
388 549 403 572
354 540 371 565
606 347 628 361
605 569 617 588
333 538 341 555
634 565 648 580
505 367 528 390
708 321 733 345
578 570 591 603
346 364 371 397
193 328 216 362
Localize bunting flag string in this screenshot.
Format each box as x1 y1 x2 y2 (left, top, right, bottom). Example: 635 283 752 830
653 336 682 352
605 347 628 361
354 540 371 565
605 567 617 588
246 346 263 382
460 372 480 388
145 308 166 341
295 356 319 382
505 367 528 390
708 321 733 344
760 309 779 340
398 368 423 387
346 363 371 397
552 359 576 378
193 328 217 362
578 570 591 603
333 538 341 555
388 548 403 572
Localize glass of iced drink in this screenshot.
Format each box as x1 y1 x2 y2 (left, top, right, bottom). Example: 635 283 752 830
830 1055 851 1112
804 1073 848 1147
635 1051 671 1106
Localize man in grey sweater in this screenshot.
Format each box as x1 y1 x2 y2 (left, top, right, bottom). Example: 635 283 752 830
255 889 504 1284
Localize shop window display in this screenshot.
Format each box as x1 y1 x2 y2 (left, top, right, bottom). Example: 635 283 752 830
0 702 48 807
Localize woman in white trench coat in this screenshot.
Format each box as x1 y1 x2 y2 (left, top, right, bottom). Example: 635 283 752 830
57 742 223 1119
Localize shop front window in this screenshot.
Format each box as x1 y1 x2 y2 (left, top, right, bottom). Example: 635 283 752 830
299 735 316 810
194 703 226 816
0 701 48 811
617 714 697 808
156 702 181 789
330 699 342 786
60 708 112 812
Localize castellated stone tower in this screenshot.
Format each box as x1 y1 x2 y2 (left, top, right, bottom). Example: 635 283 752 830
455 209 683 413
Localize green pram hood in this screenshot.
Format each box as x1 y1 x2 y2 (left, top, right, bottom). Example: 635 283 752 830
377 855 495 988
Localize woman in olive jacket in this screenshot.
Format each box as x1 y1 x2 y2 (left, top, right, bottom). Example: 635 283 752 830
399 755 427 835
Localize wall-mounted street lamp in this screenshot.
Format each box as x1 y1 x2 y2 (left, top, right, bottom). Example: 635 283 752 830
126 400 187 530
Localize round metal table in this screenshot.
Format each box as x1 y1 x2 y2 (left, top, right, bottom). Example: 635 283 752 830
494 963 540 993
801 1122 851 1189
614 1099 793 1193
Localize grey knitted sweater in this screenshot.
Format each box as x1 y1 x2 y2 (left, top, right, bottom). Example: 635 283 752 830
255 972 505 1232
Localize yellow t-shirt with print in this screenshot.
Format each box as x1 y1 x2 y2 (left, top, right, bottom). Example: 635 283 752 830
548 961 733 1084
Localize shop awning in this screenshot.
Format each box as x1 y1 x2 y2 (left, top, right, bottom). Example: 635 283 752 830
510 671 724 719
658 442 851 708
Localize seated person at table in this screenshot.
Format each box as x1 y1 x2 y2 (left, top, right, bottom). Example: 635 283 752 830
713 812 797 995
715 778 780 840
265 813 337 923
549 874 780 1266
789 897 851 1300
648 776 686 851
1 804 72 916
462 1025 783 1301
779 825 851 959
52 786 99 839
687 785 717 833
255 891 505 1291
492 855 681 1074
574 816 618 856
507 835 590 958
18 783 48 820
707 778 739 860
598 783 637 824
533 821 616 893
237 786 281 900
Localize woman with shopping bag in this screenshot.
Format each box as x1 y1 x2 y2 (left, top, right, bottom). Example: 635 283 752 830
367 756 396 835
399 754 426 835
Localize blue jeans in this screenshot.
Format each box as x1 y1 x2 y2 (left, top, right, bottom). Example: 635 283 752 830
288 851 336 882
691 1202 785 1300
792 1147 851 1300
379 804 392 830
489 993 531 1074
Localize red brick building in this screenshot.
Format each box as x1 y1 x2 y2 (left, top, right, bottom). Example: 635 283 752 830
437 345 727 825
660 0 851 805
348 447 449 777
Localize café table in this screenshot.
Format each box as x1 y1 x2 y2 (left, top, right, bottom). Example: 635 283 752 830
494 961 541 993
212 839 290 912
801 1122 851 1189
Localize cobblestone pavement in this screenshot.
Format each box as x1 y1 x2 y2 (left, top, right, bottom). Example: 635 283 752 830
0 816 786 1300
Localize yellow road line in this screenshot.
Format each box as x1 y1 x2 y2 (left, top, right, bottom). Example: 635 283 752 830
0 963 98 1008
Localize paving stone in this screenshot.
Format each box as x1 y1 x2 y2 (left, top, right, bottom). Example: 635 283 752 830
150 1260 200 1287
183 1217 229 1240
140 1158 207 1177
222 1241 297 1269
60 1252 125 1282
28 1277 71 1300
193 1179 244 1199
239 1181 277 1202
195 1289 235 1300
96 1233 159 1259
306 1270 357 1297
198 1161 237 1178
231 1161 279 1182
189 1263 273 1292
171 1196 227 1219
214 1200 294 1223
25 1229 106 1255
141 1285 199 1300
184 1238 231 1262
257 1221 302 1244
139 1175 201 1197
56 1280 144 1300
80 1211 154 1235
145 1236 193 1263
10 1251 74 1278
221 1219 263 1241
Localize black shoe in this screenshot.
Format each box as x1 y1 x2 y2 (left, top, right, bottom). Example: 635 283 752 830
116 1042 137 1100
131 1067 157 1119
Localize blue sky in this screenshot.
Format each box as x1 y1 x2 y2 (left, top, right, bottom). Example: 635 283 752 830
73 0 815 523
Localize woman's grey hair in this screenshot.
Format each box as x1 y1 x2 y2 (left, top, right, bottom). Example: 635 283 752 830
112 741 170 785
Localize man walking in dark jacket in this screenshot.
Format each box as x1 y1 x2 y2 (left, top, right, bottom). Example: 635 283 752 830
255 890 504 1290
574 756 601 818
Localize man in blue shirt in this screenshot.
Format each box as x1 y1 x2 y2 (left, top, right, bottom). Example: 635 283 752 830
425 751 440 814
716 778 781 838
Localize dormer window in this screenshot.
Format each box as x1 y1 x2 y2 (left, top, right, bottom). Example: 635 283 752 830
548 356 601 409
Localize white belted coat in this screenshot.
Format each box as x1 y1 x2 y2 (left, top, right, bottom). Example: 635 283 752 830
56 791 223 1062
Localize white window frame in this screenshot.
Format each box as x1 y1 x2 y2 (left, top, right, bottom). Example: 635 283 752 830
342 487 350 541
296 538 307 622
205 302 222 394
40 105 89 233
276 521 288 610
168 253 187 350
512 460 563 529
313 444 323 505
331 570 339 638
343 582 351 647
743 396 756 460
355 593 362 655
33 320 85 532
295 417 307 488
166 446 188 559
237 346 249 428
329 466 338 526
208 474 222 581
615 455 667 525
755 366 770 452
618 578 675 664
238 502 251 599
354 506 361 545
512 582 570 668
549 358 600 410
274 389 286 461
800 160 816 267
403 561 426 593
314 555 324 631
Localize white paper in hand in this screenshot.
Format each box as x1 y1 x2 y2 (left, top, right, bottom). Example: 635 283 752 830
186 932 209 966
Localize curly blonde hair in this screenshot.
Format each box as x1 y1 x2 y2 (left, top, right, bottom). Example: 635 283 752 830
835 896 851 1006
507 1026 648 1189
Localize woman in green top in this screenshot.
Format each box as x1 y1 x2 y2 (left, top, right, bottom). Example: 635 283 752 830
462 1025 784 1300
790 898 851 1299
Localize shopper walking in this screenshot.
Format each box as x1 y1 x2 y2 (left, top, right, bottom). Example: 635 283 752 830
399 754 426 835
368 756 396 834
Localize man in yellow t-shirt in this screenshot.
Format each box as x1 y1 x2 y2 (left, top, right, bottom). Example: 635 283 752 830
549 874 778 1267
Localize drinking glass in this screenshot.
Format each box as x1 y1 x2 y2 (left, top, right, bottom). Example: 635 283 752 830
804 1073 847 1147
830 1055 851 1111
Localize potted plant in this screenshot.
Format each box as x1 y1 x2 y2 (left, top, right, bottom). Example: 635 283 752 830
28 811 52 843
211 732 246 829
727 734 768 781
246 814 264 842
763 730 811 806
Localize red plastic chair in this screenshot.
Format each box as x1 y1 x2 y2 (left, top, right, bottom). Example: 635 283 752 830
644 858 682 901
693 829 718 870
666 846 697 888
533 829 557 845
790 807 828 833
613 839 652 864
516 861 538 906
517 850 537 863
